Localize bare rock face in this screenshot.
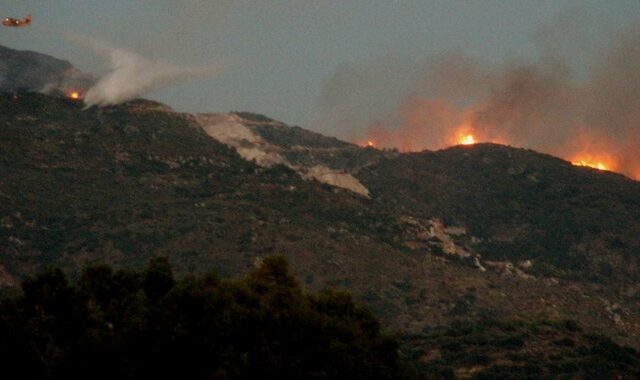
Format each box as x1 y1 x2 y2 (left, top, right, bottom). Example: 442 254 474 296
301 165 370 197
196 113 286 167
195 113 370 196
398 215 471 257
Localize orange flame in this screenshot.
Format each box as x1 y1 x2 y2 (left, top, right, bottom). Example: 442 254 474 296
68 91 80 100
453 123 481 146
459 134 475 145
570 153 615 172
572 160 608 171
356 97 639 179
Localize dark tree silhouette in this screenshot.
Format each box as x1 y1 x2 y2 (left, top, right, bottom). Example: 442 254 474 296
0 256 415 380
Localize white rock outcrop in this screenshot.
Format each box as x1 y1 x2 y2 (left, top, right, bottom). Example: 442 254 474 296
195 113 370 197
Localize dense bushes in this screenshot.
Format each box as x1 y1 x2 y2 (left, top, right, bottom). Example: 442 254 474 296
0 256 412 379
402 318 640 379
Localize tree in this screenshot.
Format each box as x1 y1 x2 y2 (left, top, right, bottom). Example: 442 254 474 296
0 257 415 379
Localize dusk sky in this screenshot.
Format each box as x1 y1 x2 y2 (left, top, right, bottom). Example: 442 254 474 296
1 1 639 135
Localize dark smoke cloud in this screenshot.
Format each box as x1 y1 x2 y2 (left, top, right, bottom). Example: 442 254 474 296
314 23 640 179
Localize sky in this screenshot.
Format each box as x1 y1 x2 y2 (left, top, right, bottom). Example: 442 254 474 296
1 1 639 134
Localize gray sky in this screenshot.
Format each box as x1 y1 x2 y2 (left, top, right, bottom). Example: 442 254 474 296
1 1 639 133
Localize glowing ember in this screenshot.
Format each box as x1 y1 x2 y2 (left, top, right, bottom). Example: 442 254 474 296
69 91 80 100
572 160 608 171
459 134 475 145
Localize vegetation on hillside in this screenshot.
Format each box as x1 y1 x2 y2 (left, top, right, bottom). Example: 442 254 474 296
240 115 640 283
0 92 401 282
359 144 640 282
403 317 640 379
3 91 640 368
3 44 640 377
2 257 638 379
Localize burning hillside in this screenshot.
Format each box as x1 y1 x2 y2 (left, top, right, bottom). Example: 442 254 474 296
356 83 636 178
571 153 615 171
323 25 640 180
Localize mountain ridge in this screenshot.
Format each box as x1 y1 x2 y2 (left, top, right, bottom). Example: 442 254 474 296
202 111 640 282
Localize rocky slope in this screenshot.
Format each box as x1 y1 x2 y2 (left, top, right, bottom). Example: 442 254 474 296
195 112 371 196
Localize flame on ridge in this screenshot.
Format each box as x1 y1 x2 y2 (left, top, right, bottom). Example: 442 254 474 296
570 153 615 172
572 159 608 171
459 134 475 145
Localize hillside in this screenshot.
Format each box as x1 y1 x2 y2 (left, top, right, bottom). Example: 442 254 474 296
0 92 405 285
359 144 640 282
1 46 640 373
207 112 640 283
196 112 640 348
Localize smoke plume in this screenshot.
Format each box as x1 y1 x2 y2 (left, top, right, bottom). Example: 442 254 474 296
315 24 640 180
63 33 222 107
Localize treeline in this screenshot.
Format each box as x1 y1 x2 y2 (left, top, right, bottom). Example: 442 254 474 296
0 256 414 379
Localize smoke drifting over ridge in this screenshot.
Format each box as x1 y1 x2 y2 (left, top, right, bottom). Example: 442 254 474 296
316 24 640 180
62 33 222 108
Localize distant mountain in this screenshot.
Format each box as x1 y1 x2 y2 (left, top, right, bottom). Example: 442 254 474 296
2 47 640 370
0 45 93 94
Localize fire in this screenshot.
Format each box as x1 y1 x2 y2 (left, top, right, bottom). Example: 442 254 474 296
68 91 80 100
570 153 615 172
357 107 639 178
459 134 475 145
453 124 477 146
572 159 608 171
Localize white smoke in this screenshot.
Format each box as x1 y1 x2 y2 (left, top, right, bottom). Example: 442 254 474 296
63 33 222 107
